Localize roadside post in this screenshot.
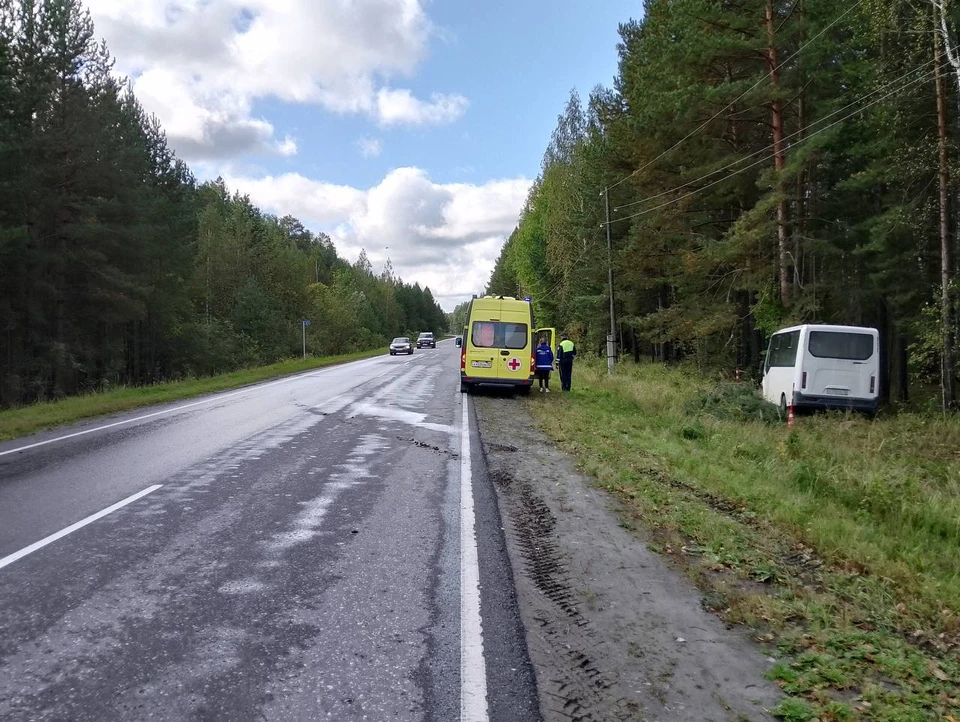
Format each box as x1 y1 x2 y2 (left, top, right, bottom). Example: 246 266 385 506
302 320 311 359
602 188 616 375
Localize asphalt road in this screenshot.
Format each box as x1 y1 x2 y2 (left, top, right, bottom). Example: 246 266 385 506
0 341 541 722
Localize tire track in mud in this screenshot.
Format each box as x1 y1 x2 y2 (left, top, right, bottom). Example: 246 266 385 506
489 466 636 722
474 395 782 722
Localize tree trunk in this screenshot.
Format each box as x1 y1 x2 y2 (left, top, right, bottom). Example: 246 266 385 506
935 27 956 409
766 1 791 309
205 249 211 323
793 0 805 292
748 290 763 374
898 334 910 403
878 297 891 403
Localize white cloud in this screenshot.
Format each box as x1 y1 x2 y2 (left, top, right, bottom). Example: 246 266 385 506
85 0 468 161
221 173 367 224
356 137 383 159
224 168 532 309
276 136 298 157
376 89 468 126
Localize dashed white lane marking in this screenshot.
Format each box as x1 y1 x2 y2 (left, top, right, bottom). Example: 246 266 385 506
0 356 388 458
0 484 163 571
460 395 489 721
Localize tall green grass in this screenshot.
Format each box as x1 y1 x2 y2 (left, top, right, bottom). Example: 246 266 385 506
529 359 960 720
0 348 383 442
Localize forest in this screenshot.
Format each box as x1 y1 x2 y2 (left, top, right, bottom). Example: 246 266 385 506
479 0 960 409
0 0 447 408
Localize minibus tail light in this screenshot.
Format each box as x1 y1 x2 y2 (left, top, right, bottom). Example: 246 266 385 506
870 375 875 394
801 371 807 389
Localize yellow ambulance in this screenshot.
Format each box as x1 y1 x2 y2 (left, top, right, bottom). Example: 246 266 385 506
459 295 554 395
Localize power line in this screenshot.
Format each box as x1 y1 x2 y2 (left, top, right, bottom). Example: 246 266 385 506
603 0 865 194
608 65 940 225
603 64 942 226
612 55 943 213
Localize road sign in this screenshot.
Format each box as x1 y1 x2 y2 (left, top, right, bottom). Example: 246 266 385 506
303 320 311 326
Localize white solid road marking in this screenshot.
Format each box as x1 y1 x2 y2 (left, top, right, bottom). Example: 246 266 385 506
0 484 163 571
460 395 489 721
0 356 388 458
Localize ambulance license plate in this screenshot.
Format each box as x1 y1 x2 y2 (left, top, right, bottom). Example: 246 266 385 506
471 361 492 368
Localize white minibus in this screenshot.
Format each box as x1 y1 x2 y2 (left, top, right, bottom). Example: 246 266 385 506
762 324 879 413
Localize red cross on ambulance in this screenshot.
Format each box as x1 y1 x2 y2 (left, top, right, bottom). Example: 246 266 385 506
507 357 521 371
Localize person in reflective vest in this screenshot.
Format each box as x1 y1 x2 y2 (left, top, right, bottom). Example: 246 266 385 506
556 333 577 392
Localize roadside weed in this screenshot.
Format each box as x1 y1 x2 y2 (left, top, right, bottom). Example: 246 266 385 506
528 359 960 720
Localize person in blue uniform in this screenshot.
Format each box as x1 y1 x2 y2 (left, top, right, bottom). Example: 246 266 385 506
534 337 554 392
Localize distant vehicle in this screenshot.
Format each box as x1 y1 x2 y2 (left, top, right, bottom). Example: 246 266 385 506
416 332 436 349
762 324 879 414
389 337 414 355
459 295 553 395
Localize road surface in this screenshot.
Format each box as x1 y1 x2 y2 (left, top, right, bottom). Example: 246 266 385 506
0 341 540 721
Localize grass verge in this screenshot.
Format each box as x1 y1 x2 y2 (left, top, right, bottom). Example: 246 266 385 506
527 359 960 721
0 348 384 442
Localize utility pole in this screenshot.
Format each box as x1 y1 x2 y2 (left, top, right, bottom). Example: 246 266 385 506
603 188 616 374
302 320 311 359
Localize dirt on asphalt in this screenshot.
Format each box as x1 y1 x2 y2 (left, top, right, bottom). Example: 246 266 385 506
473 393 783 722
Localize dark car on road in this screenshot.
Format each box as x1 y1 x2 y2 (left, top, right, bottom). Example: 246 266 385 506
416 332 436 349
389 337 414 355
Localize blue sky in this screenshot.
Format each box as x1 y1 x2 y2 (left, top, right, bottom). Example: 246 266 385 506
253 0 638 187
85 0 642 309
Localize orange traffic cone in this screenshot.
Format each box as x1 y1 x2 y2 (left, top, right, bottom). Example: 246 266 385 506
787 405 795 428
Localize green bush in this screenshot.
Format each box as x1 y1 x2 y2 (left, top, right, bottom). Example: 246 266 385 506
685 382 782 424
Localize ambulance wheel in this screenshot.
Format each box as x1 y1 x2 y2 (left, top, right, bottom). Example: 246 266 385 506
779 394 788 416
460 380 471 394
517 385 531 397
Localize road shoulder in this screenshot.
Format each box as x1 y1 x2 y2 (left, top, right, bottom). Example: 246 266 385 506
473 394 782 722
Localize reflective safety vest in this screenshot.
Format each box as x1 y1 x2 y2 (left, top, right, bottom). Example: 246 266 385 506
558 339 576 360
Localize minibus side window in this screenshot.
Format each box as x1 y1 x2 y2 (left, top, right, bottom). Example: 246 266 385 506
768 331 800 367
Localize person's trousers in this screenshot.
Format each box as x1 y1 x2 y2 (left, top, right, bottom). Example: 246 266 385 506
535 368 551 388
558 360 573 390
